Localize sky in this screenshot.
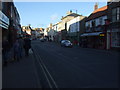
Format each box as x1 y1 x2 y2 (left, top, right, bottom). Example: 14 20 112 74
14 2 107 28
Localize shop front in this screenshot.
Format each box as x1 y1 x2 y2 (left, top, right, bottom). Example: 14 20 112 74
80 32 106 49
109 28 120 50
67 32 77 43
0 11 9 40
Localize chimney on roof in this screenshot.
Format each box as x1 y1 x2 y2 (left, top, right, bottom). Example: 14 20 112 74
66 10 72 15
94 2 98 11
50 23 52 29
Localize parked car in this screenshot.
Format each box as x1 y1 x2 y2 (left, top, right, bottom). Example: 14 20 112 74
40 38 45 42
61 40 73 47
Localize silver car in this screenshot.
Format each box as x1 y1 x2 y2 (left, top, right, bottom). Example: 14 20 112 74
61 40 73 47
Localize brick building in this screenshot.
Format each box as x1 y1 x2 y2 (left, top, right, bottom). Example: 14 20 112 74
107 1 120 50
81 4 108 49
1 1 21 47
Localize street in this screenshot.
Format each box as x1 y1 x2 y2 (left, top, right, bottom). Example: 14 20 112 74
31 40 119 88
1 1 120 89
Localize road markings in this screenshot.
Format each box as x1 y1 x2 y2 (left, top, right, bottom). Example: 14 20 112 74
33 47 52 88
33 46 58 89
38 56 58 88
31 54 42 88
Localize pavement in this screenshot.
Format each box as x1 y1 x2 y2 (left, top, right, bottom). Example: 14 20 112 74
2 50 41 88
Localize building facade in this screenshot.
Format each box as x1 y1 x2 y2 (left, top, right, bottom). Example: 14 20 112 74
81 4 107 49
22 25 32 38
66 15 86 45
1 1 21 47
46 23 56 41
60 11 81 41
107 1 120 50
52 10 81 42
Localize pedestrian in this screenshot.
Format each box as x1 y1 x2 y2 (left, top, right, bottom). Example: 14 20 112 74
2 37 10 66
18 37 24 58
23 36 31 57
13 38 20 61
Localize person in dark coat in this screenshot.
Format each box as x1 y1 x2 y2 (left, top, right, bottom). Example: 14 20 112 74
2 38 10 66
23 36 31 57
13 39 20 61
18 37 24 58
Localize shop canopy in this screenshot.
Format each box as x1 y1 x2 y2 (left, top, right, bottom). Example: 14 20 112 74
80 32 103 37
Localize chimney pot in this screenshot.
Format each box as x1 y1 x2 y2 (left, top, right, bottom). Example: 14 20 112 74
94 2 98 11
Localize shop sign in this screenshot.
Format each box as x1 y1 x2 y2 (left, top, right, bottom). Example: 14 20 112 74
0 20 9 29
100 34 105 36
0 11 9 29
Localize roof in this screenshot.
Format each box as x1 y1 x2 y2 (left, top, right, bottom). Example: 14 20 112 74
86 6 107 21
61 13 81 20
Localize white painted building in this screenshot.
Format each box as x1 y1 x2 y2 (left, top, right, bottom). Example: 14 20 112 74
67 16 85 33
44 28 48 36
22 26 32 35
57 21 64 32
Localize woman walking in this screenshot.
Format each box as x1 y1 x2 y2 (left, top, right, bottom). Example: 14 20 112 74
23 36 31 57
13 39 20 61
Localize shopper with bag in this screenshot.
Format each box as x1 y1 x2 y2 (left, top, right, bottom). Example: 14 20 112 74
2 38 10 66
13 38 20 61
18 37 24 58
23 36 31 57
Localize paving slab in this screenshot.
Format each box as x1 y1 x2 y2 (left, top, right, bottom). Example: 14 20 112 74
2 53 41 88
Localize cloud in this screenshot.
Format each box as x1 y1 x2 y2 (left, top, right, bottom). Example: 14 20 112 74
50 13 58 21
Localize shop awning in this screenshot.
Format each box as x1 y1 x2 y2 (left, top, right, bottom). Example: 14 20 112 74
80 32 103 37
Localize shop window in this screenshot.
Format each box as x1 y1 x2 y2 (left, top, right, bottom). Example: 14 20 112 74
111 32 120 47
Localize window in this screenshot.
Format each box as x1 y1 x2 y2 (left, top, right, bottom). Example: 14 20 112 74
23 27 25 29
111 32 120 47
85 21 91 32
112 7 120 22
117 7 120 21
92 20 95 27
112 8 117 22
99 17 102 25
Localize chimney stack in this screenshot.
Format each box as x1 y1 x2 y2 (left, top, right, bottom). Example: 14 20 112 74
66 10 72 15
94 2 98 11
50 23 52 29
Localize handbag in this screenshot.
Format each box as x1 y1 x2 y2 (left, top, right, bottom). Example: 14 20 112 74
29 48 33 54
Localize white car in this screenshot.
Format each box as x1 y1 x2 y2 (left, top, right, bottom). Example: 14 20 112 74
40 38 45 42
61 40 73 47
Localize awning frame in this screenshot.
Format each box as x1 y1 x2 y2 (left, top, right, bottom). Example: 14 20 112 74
80 32 103 37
